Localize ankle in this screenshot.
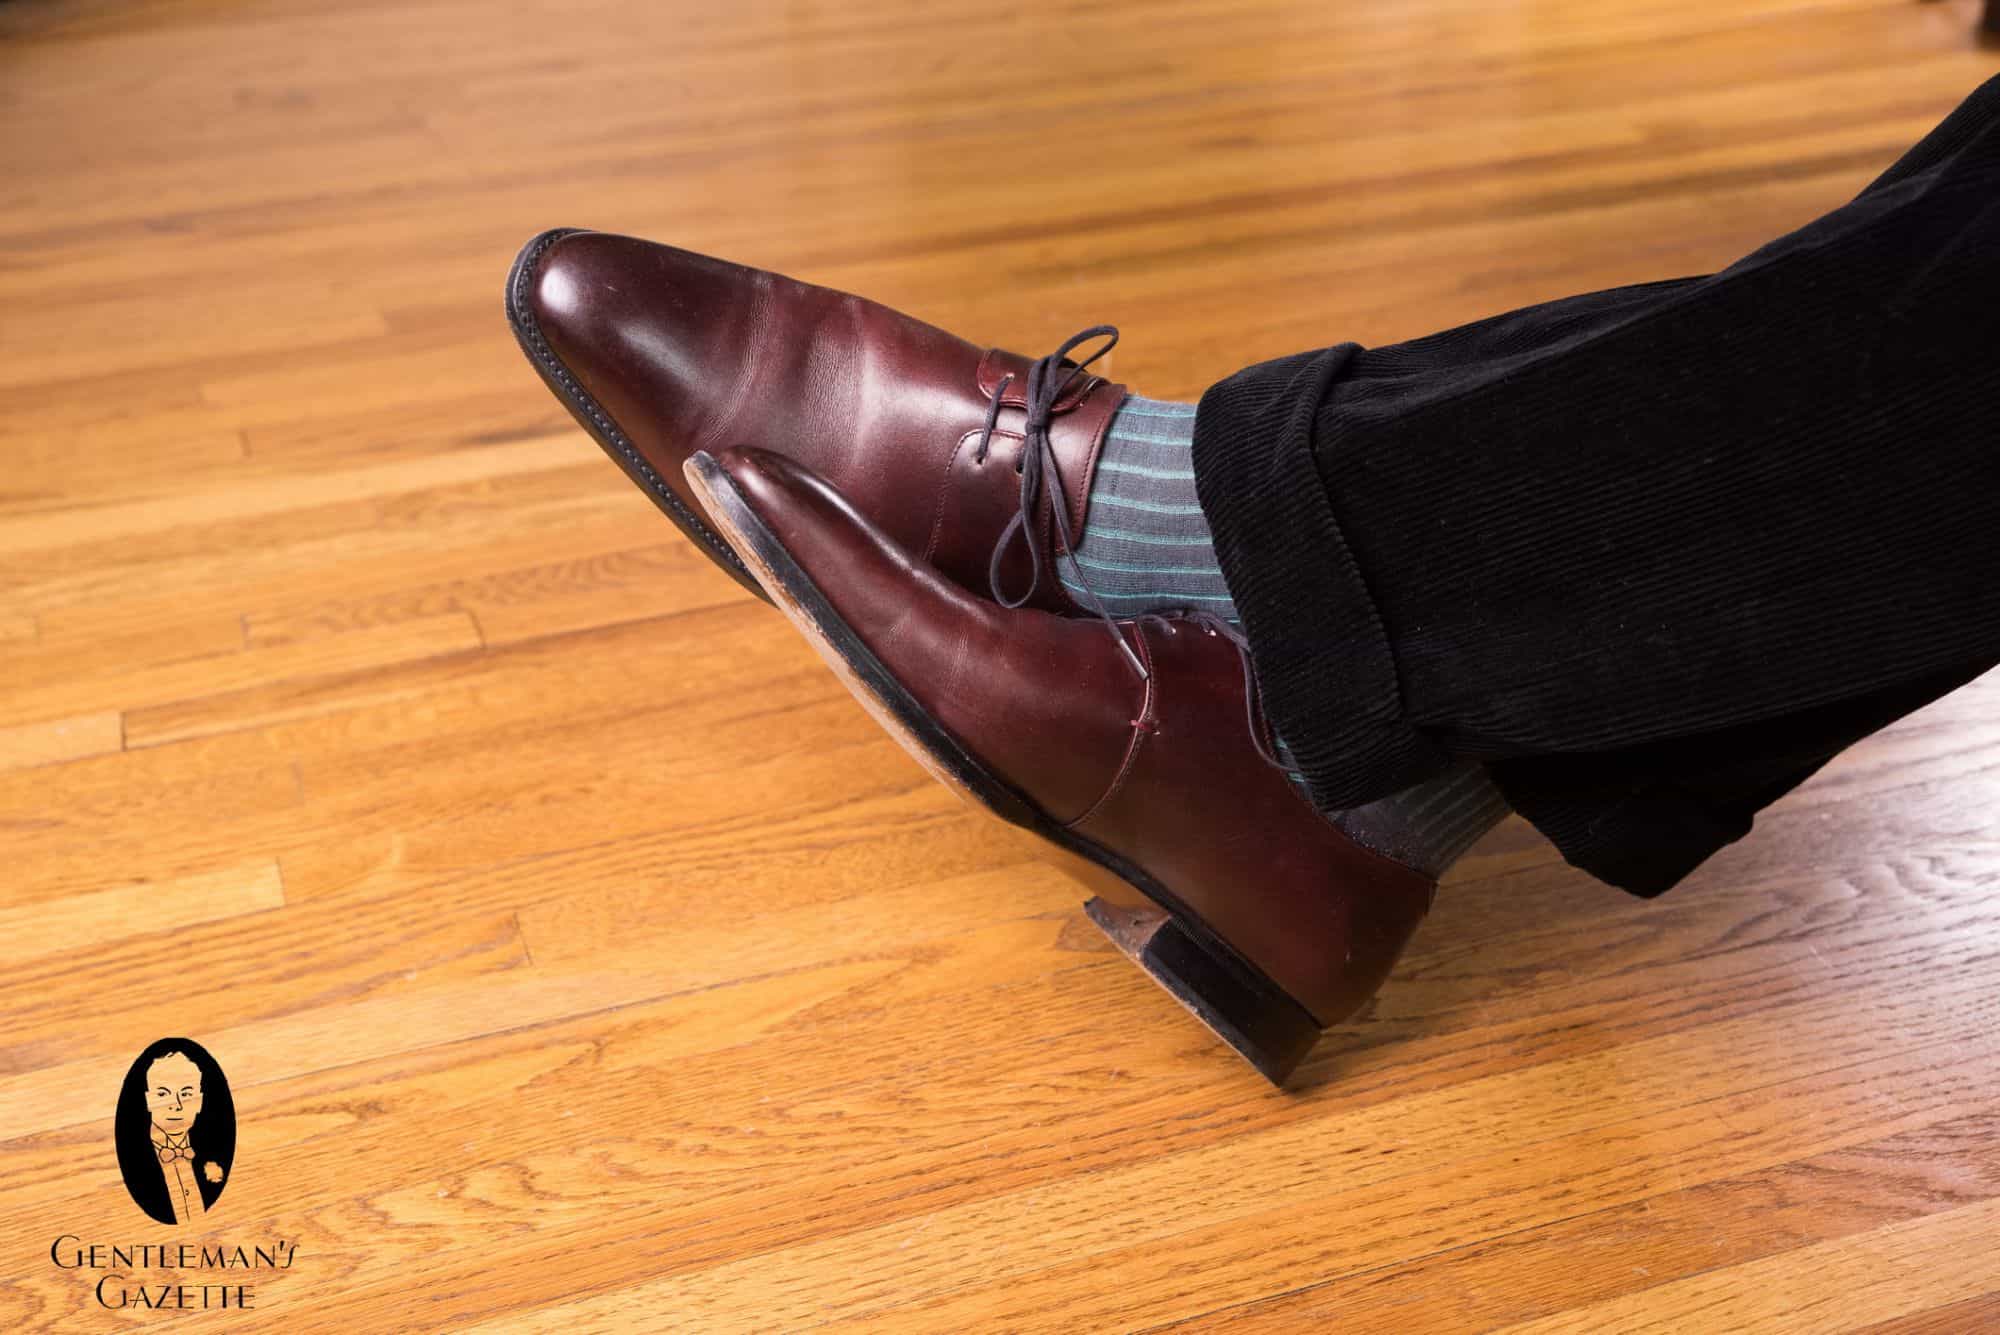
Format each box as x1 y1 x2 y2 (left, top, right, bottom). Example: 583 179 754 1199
1063 395 1237 618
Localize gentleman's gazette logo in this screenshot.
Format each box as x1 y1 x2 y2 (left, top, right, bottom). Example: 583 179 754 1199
116 1037 236 1225
46 1038 298 1312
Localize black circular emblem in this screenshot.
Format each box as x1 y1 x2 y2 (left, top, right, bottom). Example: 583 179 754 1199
115 1038 236 1225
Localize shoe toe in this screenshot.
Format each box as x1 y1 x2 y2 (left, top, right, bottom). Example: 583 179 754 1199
509 228 747 522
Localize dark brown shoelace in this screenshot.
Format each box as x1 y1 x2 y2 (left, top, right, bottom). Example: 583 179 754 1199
973 324 1148 678
970 333 1290 772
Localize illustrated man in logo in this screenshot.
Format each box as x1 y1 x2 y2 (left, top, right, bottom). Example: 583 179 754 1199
145 1050 223 1224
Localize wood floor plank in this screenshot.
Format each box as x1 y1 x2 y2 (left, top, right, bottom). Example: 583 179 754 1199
1169 1110 2000 1333
1852 1292 2000 1335
1495 1197 2000 1334
0 710 121 773
447 1020 2000 1332
0 860 283 967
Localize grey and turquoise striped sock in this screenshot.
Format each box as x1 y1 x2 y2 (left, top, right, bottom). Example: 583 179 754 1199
1062 394 1513 876
1058 396 1237 619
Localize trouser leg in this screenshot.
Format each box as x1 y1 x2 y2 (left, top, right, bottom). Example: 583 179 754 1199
1193 75 2000 894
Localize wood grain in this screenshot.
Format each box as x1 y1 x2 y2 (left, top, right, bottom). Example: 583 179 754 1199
3 0 1997 1329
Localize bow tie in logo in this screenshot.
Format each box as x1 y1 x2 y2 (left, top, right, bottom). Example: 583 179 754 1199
157 1139 193 1164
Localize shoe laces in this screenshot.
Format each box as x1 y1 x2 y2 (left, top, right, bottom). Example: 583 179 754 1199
972 330 1292 776
973 325 1148 679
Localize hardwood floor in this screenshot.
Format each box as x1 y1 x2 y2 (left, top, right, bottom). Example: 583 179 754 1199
3 0 1998 1329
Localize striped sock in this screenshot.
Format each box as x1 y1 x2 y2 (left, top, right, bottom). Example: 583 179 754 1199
1065 394 1512 875
1283 743 1512 879
1058 395 1236 619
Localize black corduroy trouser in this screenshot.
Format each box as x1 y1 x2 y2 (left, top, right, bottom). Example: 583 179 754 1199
1192 74 2000 897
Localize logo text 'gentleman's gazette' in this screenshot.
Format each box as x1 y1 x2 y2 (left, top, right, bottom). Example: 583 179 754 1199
46 1038 301 1311
50 1237 297 1311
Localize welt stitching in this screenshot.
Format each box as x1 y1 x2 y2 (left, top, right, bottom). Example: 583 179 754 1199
510 231 741 565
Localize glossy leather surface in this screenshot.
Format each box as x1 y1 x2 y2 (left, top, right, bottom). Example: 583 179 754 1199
710 448 1438 1028
523 230 1126 611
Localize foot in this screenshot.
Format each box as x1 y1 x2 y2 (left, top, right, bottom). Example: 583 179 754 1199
506 228 1129 613
1066 388 1512 872
683 446 1438 1085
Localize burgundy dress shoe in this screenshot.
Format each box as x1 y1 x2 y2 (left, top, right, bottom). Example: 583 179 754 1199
682 447 1437 1086
506 228 1128 613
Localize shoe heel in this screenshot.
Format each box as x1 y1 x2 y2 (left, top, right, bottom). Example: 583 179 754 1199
1083 897 1321 1087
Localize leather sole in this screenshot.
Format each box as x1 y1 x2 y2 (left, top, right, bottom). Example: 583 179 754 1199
504 228 772 604
684 449 1321 1087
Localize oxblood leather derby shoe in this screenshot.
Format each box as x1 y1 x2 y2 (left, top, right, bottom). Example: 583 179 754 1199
506 228 1128 613
683 447 1437 1086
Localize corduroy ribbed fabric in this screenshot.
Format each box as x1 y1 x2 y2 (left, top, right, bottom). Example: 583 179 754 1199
1070 398 1517 873
1191 74 2000 897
